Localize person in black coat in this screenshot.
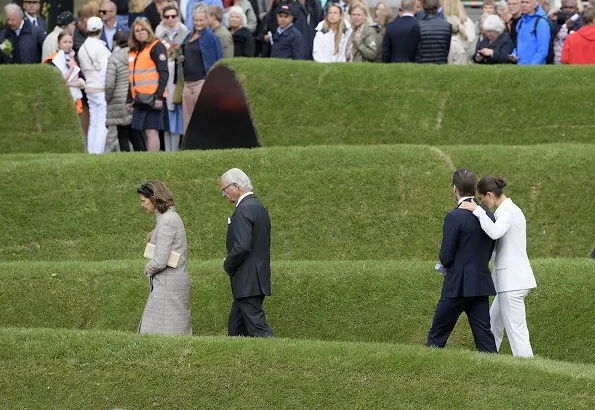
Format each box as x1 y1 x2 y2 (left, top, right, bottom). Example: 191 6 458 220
0 4 44 64
221 168 274 338
474 14 515 64
289 0 322 59
382 0 420 63
270 4 306 59
427 169 497 353
228 6 256 57
415 0 450 64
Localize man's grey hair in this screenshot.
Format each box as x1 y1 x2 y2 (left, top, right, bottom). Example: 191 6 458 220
483 14 506 33
401 0 417 12
221 168 253 191
5 3 24 20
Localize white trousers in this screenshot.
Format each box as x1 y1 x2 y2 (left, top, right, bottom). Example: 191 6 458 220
87 92 108 154
490 289 534 357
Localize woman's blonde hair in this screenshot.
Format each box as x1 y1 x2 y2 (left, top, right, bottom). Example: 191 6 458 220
443 0 469 24
349 1 371 18
137 180 175 214
374 0 393 27
325 4 348 55
129 18 156 51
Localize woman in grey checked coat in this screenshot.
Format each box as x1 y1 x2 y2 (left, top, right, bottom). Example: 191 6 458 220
137 180 192 335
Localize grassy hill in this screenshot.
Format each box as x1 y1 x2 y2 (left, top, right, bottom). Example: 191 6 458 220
0 66 83 153
0 328 593 408
1 258 592 364
223 60 595 146
0 144 592 261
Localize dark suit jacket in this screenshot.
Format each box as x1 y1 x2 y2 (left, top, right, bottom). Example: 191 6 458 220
439 200 496 298
382 15 420 63
0 19 44 64
100 23 131 51
224 194 272 299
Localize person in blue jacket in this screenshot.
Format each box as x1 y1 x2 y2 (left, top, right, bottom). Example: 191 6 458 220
270 3 306 59
511 0 550 65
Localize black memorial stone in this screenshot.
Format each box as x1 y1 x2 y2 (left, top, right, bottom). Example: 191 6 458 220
182 65 260 150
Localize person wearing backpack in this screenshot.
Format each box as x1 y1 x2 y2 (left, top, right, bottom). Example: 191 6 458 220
510 0 550 64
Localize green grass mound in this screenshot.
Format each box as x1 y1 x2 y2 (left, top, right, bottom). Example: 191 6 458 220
0 144 592 261
224 59 595 146
0 328 593 408
1 258 592 364
0 66 83 153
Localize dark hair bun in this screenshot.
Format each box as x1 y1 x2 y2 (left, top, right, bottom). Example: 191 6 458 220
495 177 507 189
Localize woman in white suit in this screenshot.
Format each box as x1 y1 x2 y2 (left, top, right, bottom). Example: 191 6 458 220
460 176 536 357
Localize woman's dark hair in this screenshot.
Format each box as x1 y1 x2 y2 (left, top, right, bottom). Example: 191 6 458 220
452 168 477 197
477 176 507 197
113 30 130 49
137 180 175 213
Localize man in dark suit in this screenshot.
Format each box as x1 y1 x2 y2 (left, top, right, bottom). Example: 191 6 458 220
427 169 497 353
0 3 45 64
99 0 130 51
382 0 420 63
220 168 274 338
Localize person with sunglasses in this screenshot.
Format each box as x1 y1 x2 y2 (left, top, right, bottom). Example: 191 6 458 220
99 0 131 51
155 5 189 151
137 180 192 335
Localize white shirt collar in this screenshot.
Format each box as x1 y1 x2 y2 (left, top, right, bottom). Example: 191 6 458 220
457 196 475 206
236 191 254 207
401 12 415 17
16 20 25 36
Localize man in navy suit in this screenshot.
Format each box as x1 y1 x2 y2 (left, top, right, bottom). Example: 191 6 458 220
220 168 274 338
427 169 497 353
99 0 130 51
382 0 420 63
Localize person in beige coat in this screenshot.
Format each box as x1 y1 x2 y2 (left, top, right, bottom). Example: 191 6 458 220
137 180 192 335
105 31 145 152
208 5 234 59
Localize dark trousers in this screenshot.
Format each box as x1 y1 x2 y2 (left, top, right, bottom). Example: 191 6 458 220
228 295 274 338
427 296 497 353
117 124 146 152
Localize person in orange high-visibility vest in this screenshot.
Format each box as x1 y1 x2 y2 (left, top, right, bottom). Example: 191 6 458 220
128 18 169 152
44 32 86 116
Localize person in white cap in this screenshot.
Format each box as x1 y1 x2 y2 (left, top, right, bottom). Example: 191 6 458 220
78 16 112 154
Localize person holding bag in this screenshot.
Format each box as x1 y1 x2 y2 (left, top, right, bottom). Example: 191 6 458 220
155 5 189 151
128 17 169 152
137 180 192 335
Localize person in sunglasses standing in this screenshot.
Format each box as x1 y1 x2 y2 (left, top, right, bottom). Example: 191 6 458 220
220 168 274 338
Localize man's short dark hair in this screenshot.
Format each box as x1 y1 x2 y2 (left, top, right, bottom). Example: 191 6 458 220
452 168 477 197
423 0 440 14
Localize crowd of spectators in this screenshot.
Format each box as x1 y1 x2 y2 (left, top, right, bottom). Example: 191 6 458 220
0 0 594 153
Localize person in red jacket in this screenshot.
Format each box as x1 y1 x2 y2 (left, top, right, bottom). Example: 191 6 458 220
561 8 595 64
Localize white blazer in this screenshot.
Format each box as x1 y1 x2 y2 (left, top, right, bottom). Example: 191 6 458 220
472 198 537 293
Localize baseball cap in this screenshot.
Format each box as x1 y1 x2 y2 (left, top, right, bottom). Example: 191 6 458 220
57 11 75 26
87 16 103 32
277 4 293 16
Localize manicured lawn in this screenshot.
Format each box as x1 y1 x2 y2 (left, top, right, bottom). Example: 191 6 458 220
0 327 593 409
1 258 592 364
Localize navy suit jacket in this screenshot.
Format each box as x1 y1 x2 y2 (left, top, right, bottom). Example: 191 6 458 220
224 194 272 299
382 15 420 63
100 23 131 51
439 200 496 298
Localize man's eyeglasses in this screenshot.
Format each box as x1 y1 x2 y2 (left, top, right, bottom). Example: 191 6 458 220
221 183 234 196
164 14 178 19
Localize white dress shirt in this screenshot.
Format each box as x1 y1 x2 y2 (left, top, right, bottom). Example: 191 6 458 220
236 191 254 207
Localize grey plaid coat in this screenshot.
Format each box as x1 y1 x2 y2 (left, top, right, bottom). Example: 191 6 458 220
139 206 192 335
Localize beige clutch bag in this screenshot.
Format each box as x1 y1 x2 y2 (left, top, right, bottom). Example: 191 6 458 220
143 243 181 268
